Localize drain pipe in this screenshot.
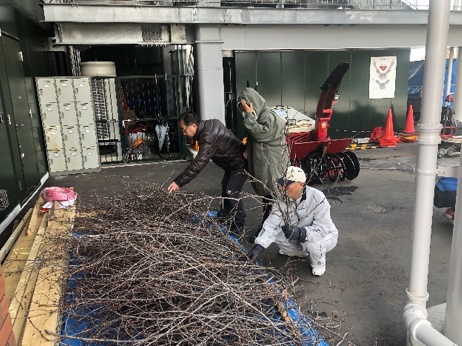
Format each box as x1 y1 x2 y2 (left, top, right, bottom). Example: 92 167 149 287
404 1 456 345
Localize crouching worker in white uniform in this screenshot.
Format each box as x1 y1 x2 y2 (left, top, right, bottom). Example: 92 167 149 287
247 166 338 276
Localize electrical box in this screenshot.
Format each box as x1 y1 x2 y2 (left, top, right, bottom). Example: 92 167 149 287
36 77 100 175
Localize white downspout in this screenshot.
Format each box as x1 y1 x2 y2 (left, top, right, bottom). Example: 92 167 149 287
404 1 457 345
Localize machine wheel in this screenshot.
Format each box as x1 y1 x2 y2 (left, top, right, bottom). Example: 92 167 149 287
337 152 356 181
326 157 338 183
447 145 459 157
311 152 326 184
344 151 360 179
330 153 346 181
437 147 447 158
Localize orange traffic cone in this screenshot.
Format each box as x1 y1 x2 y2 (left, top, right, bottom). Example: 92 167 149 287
398 104 418 143
378 109 398 147
403 105 417 134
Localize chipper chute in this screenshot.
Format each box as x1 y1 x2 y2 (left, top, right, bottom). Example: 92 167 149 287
282 62 360 185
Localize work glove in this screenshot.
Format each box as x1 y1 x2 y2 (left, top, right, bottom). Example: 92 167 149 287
247 244 265 261
282 224 307 243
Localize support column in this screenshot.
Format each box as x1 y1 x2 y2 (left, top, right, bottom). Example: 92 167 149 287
195 26 225 123
444 60 462 346
445 1 462 337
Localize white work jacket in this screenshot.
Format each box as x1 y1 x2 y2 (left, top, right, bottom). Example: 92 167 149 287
255 186 338 249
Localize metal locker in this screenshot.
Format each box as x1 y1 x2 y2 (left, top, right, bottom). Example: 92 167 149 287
40 102 60 127
79 124 98 148
36 78 58 103
56 78 75 103
82 146 100 169
60 102 78 127
65 147 84 171
47 150 67 173
76 102 95 126
73 78 92 102
44 126 64 151
62 126 81 149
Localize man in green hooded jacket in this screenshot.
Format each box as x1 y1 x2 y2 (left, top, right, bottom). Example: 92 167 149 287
238 88 290 242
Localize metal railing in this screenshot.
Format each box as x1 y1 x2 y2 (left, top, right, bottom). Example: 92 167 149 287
39 0 462 11
38 0 405 8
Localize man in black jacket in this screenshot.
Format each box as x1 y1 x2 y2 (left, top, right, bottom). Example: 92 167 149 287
168 111 248 233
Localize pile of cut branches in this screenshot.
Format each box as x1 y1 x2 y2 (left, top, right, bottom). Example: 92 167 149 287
57 182 324 345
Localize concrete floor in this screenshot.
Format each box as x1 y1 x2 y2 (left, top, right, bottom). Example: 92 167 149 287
40 142 458 345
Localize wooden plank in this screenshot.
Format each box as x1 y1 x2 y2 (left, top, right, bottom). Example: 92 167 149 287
8 215 48 345
21 206 75 346
26 197 46 236
0 209 33 262
3 244 33 302
3 199 47 302
3 210 44 303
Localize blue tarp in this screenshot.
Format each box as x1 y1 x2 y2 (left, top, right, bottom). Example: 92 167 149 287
408 58 458 107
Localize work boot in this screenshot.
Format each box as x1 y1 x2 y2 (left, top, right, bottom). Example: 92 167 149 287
312 266 326 276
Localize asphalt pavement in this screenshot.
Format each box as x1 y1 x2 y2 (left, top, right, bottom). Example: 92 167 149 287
44 142 457 346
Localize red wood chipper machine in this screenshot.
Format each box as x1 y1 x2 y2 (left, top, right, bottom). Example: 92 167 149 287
281 62 360 184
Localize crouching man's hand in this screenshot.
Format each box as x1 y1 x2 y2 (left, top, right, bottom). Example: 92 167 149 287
282 224 306 242
247 244 265 261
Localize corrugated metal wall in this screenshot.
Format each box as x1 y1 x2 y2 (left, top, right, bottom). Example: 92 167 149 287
234 49 410 139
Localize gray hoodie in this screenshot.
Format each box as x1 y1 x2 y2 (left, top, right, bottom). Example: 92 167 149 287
238 88 290 196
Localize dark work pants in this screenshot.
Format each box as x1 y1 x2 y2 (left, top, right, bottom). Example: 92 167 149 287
434 186 457 212
221 168 248 226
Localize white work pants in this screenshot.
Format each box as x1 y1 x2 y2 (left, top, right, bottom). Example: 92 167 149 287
276 233 337 270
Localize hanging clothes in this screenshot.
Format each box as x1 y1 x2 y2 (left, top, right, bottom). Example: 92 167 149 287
155 123 170 153
185 49 195 109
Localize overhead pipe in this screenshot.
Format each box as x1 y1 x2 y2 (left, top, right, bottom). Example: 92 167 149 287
404 0 457 345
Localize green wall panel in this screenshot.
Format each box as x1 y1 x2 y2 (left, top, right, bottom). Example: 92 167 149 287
235 51 257 139
348 51 374 136
256 52 282 107
325 51 351 138
235 51 257 94
304 51 329 118
281 51 306 111
234 49 410 139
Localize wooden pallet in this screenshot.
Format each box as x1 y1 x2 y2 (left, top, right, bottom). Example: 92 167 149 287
2 197 75 345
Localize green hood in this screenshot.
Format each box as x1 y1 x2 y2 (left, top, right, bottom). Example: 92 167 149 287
238 87 268 119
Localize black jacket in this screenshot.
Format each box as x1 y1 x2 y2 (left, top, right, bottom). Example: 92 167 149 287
174 120 247 187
